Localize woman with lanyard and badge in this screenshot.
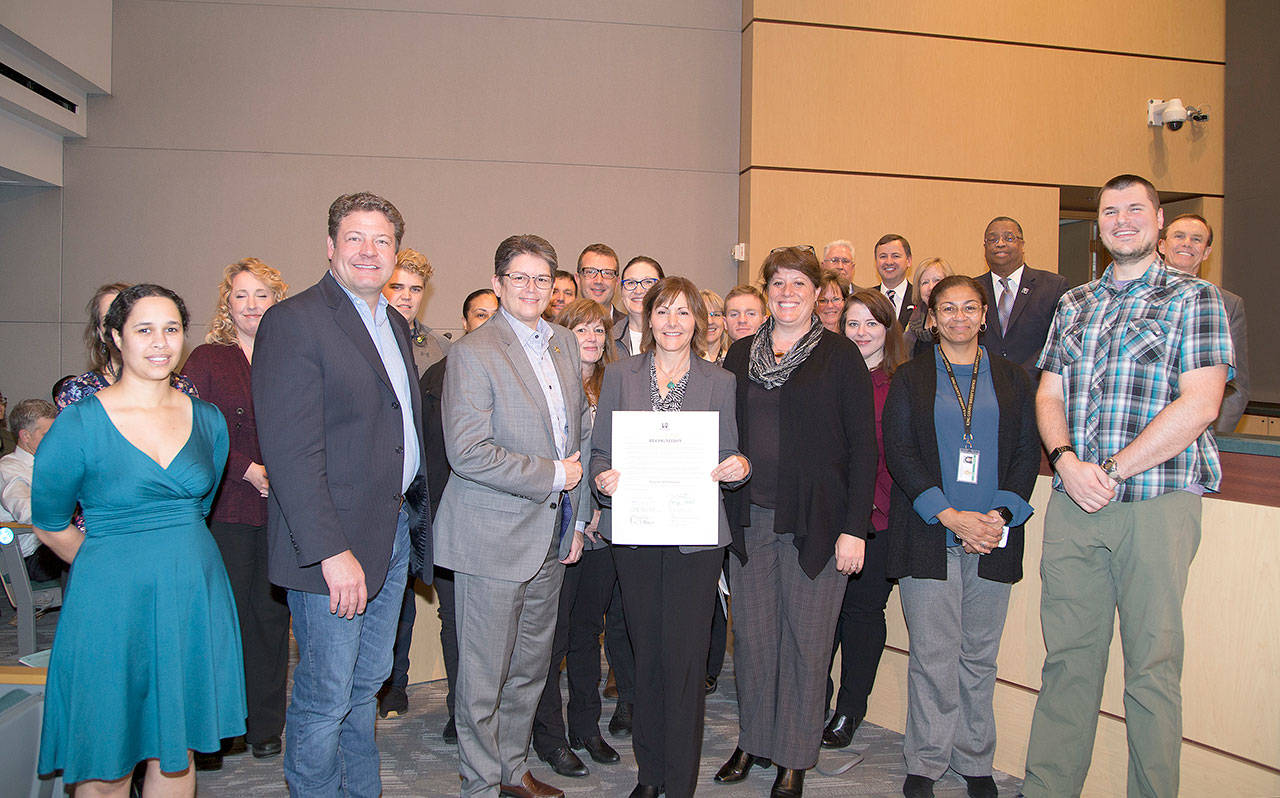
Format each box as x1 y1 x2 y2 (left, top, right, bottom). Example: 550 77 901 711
881 275 1041 798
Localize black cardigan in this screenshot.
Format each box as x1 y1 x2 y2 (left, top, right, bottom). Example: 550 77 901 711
881 348 1040 584
723 330 877 579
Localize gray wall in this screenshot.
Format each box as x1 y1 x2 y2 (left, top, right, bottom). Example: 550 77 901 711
1 0 740 405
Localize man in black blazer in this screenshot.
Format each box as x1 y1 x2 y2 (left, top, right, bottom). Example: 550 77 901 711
976 217 1069 385
873 233 916 329
1157 213 1250 432
253 192 430 796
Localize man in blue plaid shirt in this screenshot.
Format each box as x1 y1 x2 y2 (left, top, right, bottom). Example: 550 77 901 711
1021 174 1233 798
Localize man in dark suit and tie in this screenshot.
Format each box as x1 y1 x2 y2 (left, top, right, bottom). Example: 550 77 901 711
253 192 431 797
1157 213 1249 432
976 216 1069 385
435 234 592 798
873 233 915 329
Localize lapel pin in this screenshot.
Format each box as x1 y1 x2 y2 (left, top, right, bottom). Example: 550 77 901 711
1021 286 1030 295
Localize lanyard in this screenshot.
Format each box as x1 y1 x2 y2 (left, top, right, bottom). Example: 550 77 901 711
938 346 982 447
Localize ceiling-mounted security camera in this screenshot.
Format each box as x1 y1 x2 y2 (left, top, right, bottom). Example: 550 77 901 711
1148 98 1189 130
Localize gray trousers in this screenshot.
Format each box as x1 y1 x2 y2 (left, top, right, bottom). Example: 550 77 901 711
898 546 1011 780
454 537 564 797
728 505 846 770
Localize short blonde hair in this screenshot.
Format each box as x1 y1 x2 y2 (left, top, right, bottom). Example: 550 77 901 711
395 247 434 282
207 258 288 345
911 257 956 307
700 289 730 359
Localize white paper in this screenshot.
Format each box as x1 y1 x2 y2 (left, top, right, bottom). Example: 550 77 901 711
612 410 719 546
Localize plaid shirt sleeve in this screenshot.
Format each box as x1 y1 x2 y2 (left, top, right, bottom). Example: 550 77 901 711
1179 281 1235 380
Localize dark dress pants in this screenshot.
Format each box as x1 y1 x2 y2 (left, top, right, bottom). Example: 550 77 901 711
613 545 722 798
604 581 636 703
533 545 617 755
706 552 729 679
385 565 459 716
209 521 290 744
826 528 894 719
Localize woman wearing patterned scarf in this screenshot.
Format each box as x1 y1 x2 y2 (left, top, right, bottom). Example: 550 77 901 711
716 246 878 798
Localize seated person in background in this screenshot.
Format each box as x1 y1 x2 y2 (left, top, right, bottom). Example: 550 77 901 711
545 270 579 320
723 284 768 342
1157 213 1249 433
0 399 65 587
384 247 451 374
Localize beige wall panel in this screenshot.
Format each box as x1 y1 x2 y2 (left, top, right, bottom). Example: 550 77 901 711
0 0 113 92
0 323 63 410
0 186 61 323
748 0 1224 63
60 147 740 343
867 479 1280 784
741 169 1060 286
91 1 739 175
745 24 1224 194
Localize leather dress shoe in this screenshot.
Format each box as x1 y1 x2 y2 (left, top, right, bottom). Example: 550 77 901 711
771 766 805 798
442 715 457 744
704 674 718 694
377 684 408 718
821 712 862 749
962 774 998 798
499 771 565 798
903 773 936 798
570 734 620 764
608 701 633 737
714 747 772 783
538 745 589 778
628 785 662 798
251 736 282 758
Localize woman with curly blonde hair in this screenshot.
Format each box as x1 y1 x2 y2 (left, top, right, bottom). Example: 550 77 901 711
181 257 290 765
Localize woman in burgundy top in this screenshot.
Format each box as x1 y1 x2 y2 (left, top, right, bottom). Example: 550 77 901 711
182 257 290 762
822 289 910 749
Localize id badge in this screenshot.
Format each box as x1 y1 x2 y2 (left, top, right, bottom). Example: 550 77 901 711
957 448 980 484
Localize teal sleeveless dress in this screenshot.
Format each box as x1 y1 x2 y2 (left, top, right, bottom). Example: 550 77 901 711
32 395 247 783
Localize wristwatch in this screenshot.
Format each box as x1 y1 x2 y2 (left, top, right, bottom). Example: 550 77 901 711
1048 445 1074 469
1101 456 1123 483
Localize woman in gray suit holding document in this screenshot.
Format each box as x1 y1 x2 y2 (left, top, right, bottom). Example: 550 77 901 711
592 276 749 798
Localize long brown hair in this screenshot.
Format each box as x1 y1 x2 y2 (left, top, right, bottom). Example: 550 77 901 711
840 289 908 377
555 298 617 406
84 282 130 373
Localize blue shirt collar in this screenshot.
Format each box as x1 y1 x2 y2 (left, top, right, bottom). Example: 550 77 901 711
501 306 553 351
331 271 391 324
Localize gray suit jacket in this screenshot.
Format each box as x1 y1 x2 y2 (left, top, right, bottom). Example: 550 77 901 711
589 352 745 553
433 310 592 582
253 272 431 596
1216 287 1250 433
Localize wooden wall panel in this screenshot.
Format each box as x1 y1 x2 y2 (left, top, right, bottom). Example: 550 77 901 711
748 0 1225 63
855 479 1280 783
740 169 1061 285
744 23 1224 195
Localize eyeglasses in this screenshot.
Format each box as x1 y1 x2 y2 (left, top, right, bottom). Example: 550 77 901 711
707 311 724 318
771 245 816 255
578 267 618 280
502 272 554 290
823 257 852 266
621 277 660 292
983 233 1024 245
816 296 844 307
935 302 984 318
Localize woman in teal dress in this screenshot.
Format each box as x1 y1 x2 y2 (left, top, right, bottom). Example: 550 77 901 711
32 284 246 796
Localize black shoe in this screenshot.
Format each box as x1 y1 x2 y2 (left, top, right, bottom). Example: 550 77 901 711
608 701 633 737
570 734 620 764
962 774 998 798
821 712 861 749
714 747 772 783
377 684 408 718
704 675 718 695
251 736 282 758
628 785 661 798
771 766 804 798
193 751 223 771
221 735 248 756
539 745 589 778
903 774 936 798
442 715 457 744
